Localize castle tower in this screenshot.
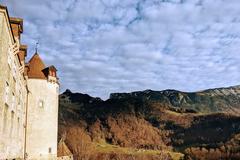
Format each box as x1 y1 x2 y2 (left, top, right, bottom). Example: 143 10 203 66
25 52 59 159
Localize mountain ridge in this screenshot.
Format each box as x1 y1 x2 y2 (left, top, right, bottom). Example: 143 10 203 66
62 85 240 114
63 85 240 101
59 85 240 160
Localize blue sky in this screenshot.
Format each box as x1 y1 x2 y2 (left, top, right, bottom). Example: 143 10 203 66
2 0 240 99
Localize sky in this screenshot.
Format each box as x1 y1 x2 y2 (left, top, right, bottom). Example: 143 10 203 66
2 0 240 99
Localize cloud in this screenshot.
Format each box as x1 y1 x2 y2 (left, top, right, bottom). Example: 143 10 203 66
2 0 240 99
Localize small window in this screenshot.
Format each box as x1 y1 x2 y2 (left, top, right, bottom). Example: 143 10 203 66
10 111 14 137
4 82 9 104
17 117 20 138
3 104 9 133
12 93 15 109
39 100 44 108
48 147 52 153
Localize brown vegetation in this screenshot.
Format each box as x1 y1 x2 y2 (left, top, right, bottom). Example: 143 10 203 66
58 89 240 160
59 124 175 160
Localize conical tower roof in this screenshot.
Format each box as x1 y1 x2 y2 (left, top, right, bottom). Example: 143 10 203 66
27 52 47 79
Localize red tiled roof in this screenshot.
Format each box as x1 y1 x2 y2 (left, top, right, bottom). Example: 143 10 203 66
27 53 47 79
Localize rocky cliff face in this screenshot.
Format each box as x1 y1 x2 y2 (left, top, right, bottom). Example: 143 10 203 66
58 86 240 160
110 85 240 114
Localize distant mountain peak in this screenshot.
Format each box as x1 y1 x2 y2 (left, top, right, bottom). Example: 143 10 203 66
64 89 72 94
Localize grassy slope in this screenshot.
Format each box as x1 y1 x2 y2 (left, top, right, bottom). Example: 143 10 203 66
94 142 183 160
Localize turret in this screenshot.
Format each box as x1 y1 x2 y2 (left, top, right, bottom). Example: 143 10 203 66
25 52 59 159
43 65 58 84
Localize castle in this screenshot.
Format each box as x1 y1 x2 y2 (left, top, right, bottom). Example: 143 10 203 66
0 5 72 160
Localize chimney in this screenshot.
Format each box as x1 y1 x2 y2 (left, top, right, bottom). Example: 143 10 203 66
10 17 23 41
18 45 27 65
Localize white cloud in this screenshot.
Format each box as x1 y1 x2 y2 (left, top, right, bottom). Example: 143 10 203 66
2 0 240 99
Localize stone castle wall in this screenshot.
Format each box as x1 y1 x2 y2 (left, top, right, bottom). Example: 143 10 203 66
0 5 65 160
26 79 59 159
0 8 26 159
